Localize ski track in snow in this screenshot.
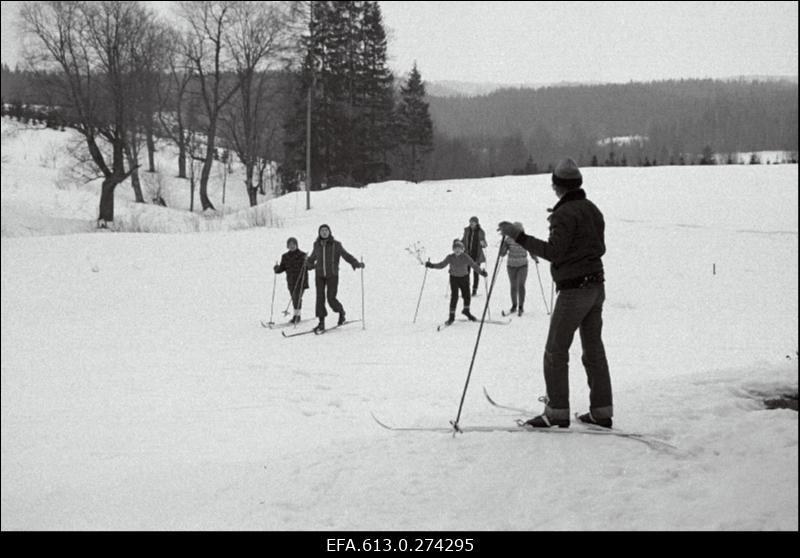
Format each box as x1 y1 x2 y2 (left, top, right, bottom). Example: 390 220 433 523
1 119 797 530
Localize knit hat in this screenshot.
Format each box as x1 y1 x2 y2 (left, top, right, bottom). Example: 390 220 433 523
552 158 583 189
469 216 479 225
453 239 465 250
318 224 331 237
287 237 298 248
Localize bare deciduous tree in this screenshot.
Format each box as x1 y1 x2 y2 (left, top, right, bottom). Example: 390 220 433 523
177 0 242 212
21 1 157 225
157 28 194 180
224 1 298 206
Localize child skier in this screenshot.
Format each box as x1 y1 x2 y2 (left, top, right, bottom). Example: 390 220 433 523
274 237 309 324
426 239 488 324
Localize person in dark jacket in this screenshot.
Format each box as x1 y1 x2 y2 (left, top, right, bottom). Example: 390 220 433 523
274 237 309 324
498 222 537 316
498 158 613 429
462 216 487 296
426 239 488 324
305 224 365 332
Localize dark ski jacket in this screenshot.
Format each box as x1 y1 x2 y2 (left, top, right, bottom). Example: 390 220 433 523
306 235 360 278
276 249 309 292
512 189 605 283
462 226 487 264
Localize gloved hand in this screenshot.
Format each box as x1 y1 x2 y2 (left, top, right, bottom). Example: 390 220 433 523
273 265 280 273
497 221 522 238
480 270 488 277
353 262 365 270
425 261 433 268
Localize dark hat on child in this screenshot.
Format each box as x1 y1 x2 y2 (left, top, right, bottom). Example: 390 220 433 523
318 224 331 236
469 216 479 224
552 158 583 189
453 239 465 249
287 237 298 248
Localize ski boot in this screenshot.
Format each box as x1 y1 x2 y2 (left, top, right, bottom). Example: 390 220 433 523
577 412 612 429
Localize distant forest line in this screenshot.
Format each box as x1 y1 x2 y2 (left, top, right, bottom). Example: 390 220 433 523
425 79 798 178
3 65 797 181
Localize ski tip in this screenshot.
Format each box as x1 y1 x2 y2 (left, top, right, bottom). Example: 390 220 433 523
482 387 499 406
370 412 393 430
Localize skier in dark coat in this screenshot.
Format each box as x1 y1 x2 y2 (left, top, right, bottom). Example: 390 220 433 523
498 158 613 429
426 238 488 325
462 216 487 296
274 237 309 324
305 224 365 333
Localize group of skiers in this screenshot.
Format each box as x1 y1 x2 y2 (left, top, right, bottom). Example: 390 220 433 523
273 158 614 431
273 224 364 334
425 215 540 324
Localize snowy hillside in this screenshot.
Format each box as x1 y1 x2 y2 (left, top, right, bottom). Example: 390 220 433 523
0 118 280 236
1 118 798 531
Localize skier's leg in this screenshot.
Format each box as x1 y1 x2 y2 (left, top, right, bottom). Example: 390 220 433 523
508 266 518 310
579 284 613 419
315 276 327 320
542 288 594 421
518 265 528 312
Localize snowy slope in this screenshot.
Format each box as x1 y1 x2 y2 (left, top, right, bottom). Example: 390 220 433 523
1 119 798 530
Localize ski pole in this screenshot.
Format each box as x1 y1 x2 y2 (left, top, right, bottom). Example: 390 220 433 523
360 256 365 330
268 262 278 325
550 280 555 314
483 260 492 322
413 261 429 323
534 259 550 315
451 236 505 435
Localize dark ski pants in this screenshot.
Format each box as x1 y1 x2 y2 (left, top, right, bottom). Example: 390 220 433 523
315 275 344 319
449 275 471 312
542 283 612 421
507 265 528 309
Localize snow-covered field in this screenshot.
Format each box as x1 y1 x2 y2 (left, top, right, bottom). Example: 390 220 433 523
1 118 798 531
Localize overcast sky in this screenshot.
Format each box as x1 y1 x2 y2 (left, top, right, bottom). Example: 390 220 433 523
2 1 798 85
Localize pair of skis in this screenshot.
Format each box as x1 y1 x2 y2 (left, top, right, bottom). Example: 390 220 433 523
372 388 679 453
260 318 314 330
281 319 363 338
500 309 524 318
436 317 511 331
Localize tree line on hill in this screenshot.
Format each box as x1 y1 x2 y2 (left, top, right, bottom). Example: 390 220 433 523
425 79 798 178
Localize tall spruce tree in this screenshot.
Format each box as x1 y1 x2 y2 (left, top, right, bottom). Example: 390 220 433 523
357 1 395 183
397 63 434 183
281 1 394 192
